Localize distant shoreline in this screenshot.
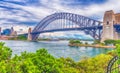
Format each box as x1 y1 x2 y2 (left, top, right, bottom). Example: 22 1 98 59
68 44 115 49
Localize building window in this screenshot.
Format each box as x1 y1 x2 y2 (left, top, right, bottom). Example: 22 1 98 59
113 21 115 24
107 21 109 25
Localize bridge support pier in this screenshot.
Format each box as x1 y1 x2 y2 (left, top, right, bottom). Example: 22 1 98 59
27 28 32 41
101 10 119 42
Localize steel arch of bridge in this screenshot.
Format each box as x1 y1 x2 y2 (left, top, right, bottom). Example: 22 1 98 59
32 12 102 40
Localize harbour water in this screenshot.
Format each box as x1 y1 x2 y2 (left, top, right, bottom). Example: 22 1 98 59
0 40 113 61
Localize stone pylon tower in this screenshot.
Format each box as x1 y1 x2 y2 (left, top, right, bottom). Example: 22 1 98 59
27 28 32 41
101 10 118 42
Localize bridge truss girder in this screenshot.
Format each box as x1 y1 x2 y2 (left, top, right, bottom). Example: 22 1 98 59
31 12 102 40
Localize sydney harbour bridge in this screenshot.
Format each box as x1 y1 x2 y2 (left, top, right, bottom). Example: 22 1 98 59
23 10 120 73
26 10 120 42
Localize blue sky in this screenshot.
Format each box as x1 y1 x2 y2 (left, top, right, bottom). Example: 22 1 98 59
0 0 120 32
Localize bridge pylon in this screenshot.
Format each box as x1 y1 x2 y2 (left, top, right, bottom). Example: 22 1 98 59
101 10 118 42
27 28 32 41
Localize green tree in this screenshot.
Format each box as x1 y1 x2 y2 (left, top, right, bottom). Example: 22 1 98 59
93 40 100 44
69 40 82 44
104 39 120 45
17 35 27 40
0 42 12 61
116 44 120 64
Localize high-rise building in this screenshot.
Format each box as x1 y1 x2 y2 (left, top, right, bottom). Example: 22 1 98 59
10 27 15 36
27 28 32 40
0 27 1 36
2 29 11 35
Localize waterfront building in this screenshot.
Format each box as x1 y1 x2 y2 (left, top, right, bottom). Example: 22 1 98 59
2 29 11 35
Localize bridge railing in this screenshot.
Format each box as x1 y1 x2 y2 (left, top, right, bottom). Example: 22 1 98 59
106 56 120 73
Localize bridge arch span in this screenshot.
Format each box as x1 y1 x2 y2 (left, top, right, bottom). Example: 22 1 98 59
32 12 102 40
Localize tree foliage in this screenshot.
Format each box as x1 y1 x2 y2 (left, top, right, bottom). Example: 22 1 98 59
116 44 120 64
93 40 100 44
104 39 120 45
17 35 27 40
9 35 27 40
69 40 82 44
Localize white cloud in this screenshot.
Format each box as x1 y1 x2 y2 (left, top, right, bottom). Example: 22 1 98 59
1 0 120 34
4 0 27 3
31 0 120 22
1 0 120 21
38 0 120 20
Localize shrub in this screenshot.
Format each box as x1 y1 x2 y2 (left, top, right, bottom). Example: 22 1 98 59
69 40 82 44
85 42 88 45
104 39 120 45
93 40 100 44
